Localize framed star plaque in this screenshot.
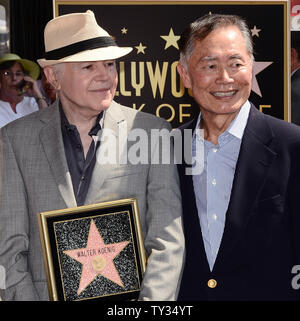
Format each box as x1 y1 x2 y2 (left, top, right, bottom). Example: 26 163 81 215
38 198 146 301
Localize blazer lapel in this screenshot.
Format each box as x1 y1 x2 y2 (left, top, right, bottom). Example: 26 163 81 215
180 114 212 273
85 101 127 204
214 106 277 270
292 68 300 82
39 101 77 208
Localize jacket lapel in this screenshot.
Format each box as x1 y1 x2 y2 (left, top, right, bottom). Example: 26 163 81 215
180 114 212 273
292 68 300 82
214 105 277 270
85 101 127 204
39 101 77 208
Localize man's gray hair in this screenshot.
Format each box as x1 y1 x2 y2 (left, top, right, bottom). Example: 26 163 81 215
179 14 254 65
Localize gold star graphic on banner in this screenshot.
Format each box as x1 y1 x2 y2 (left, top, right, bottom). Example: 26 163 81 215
251 25 261 37
160 28 180 50
135 42 147 54
121 27 128 34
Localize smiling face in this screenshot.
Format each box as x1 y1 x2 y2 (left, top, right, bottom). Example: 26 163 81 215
45 60 118 117
178 25 253 117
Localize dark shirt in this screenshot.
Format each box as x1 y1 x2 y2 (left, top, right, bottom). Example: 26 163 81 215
60 106 103 206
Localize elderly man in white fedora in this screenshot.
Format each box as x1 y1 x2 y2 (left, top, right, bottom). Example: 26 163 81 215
0 10 184 301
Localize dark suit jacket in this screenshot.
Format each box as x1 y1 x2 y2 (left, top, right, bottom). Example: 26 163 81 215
178 104 300 301
292 68 300 126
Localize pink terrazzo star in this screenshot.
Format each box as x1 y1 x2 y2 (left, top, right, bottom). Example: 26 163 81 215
64 219 129 295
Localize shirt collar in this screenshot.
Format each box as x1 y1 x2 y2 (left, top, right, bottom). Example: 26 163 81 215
227 100 250 139
89 112 104 136
194 100 250 141
59 102 105 137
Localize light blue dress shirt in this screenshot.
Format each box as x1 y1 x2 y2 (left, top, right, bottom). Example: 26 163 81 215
192 101 250 271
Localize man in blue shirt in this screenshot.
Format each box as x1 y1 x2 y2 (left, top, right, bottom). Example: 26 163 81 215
176 13 300 300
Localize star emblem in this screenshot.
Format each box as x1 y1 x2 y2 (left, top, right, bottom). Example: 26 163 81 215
135 42 147 54
121 27 128 34
252 61 273 97
251 25 261 37
63 219 130 295
160 28 181 50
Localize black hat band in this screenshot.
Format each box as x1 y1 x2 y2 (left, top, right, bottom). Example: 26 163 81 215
44 36 117 60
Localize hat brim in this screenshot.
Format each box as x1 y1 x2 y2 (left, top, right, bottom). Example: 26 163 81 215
37 46 133 68
19 59 40 80
0 57 40 80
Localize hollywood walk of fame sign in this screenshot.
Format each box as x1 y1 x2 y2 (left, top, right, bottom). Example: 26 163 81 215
54 0 289 125
38 198 146 301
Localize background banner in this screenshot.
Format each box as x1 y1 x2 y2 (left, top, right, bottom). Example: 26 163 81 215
55 1 289 128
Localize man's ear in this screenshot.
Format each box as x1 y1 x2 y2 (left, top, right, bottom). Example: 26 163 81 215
177 62 192 89
43 66 61 90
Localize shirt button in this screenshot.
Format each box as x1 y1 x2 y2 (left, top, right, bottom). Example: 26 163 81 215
212 179 217 186
207 279 217 288
212 148 218 153
81 175 85 181
212 213 217 221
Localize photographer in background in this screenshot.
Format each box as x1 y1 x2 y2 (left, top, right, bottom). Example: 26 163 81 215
0 53 48 128
37 69 57 105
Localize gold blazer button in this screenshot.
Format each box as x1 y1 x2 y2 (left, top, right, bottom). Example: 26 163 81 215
207 279 217 288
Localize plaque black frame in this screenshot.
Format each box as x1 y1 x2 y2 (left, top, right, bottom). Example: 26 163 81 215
38 198 146 301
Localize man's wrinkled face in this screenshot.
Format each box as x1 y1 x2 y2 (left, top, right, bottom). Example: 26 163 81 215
54 60 118 116
178 26 253 116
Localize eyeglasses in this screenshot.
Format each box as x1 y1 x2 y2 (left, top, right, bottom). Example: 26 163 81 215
2 71 24 78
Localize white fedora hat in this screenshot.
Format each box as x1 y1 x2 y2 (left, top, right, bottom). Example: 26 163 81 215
37 10 132 67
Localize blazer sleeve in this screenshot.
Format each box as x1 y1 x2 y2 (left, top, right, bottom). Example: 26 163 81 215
0 127 39 300
138 120 185 301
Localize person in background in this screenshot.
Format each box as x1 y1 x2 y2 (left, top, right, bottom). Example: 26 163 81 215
0 10 184 301
0 53 48 128
37 68 56 105
176 13 300 300
291 31 300 126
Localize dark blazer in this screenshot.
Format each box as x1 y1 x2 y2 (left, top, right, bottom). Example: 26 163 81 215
292 68 300 126
178 104 300 301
